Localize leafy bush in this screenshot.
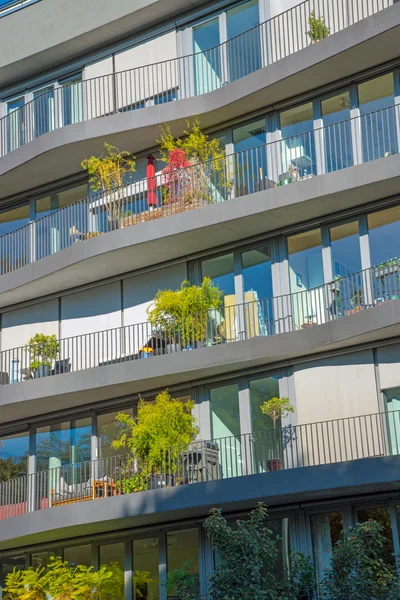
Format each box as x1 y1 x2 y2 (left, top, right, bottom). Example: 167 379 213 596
307 11 329 41
112 390 198 475
147 277 222 348
165 562 196 600
3 556 123 599
320 520 399 600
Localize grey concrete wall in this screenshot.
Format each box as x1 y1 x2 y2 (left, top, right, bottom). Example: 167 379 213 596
1 298 58 351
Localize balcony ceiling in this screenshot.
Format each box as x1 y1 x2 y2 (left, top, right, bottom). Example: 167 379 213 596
1 4 400 200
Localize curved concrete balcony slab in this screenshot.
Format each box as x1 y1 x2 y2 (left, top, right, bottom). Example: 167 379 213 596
1 152 400 308
0 298 399 425
0 455 399 551
1 3 400 200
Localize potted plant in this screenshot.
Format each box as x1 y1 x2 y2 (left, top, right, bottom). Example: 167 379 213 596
349 288 364 313
147 277 222 351
260 397 295 471
26 333 60 378
81 143 136 229
307 11 330 43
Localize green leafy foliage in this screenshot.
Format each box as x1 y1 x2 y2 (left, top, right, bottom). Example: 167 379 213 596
3 556 123 599
281 552 316 600
157 117 232 205
26 333 60 371
81 142 135 222
260 398 295 429
320 520 399 600
307 11 330 41
165 562 196 600
203 503 281 600
115 472 149 494
112 390 198 475
147 277 222 348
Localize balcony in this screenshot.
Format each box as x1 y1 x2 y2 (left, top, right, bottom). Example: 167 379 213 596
0 260 399 424
1 0 399 198
0 409 399 549
1 102 400 295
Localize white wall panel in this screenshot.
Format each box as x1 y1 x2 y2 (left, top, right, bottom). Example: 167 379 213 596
1 300 59 351
293 349 378 424
83 57 114 119
114 32 178 109
377 343 400 391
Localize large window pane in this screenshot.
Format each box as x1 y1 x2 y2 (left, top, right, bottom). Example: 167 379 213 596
0 204 30 275
233 119 267 195
242 247 273 335
357 507 394 566
7 97 24 151
322 92 352 172
99 542 125 598
280 102 316 179
133 537 159 600
368 205 400 266
62 78 83 126
269 518 290 582
210 383 241 477
227 0 260 82
98 408 133 459
0 557 25 597
288 229 324 328
359 74 396 161
193 18 221 95
288 229 323 292
33 88 55 138
249 375 281 472
311 512 343 581
36 417 92 472
201 253 234 297
330 221 361 278
167 529 199 598
0 431 29 481
64 545 91 567
32 550 62 568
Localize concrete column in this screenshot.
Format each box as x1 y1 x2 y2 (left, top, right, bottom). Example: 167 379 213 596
219 13 228 86
238 380 253 475
177 28 194 100
359 214 374 308
159 532 167 600
124 539 133 600
27 430 36 512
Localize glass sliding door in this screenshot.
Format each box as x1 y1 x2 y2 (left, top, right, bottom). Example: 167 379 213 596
368 205 400 266
226 0 260 82
384 387 400 455
280 102 316 180
167 529 200 598
242 246 274 335
0 203 30 275
249 375 280 472
357 507 395 566
330 221 363 315
311 512 343 582
321 92 352 172
7 97 24 152
33 87 55 138
358 73 396 162
0 431 29 481
201 253 235 342
133 537 159 600
287 229 324 329
193 18 221 95
233 119 267 195
210 383 241 478
62 77 83 125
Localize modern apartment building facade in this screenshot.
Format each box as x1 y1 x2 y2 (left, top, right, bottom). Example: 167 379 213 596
1 0 400 597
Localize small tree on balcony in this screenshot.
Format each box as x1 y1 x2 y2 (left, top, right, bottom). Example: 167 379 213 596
26 333 60 374
112 390 198 477
158 117 231 205
81 142 136 224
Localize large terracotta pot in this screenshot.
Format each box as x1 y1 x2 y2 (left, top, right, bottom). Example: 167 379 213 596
267 459 283 472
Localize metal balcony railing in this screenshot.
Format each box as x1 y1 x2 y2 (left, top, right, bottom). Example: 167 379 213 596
0 102 399 276
0 0 395 157
0 408 398 520
0 258 398 385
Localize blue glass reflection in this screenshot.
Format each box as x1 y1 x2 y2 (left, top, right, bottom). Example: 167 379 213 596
227 0 260 82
